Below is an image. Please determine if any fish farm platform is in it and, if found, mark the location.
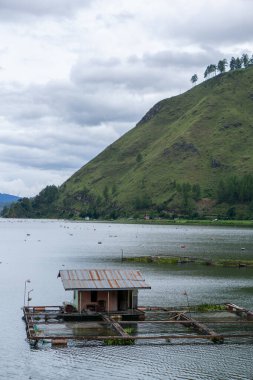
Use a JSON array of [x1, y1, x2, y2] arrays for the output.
[[22, 304, 253, 347]]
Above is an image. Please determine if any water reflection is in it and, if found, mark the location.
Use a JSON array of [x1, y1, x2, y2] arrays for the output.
[[0, 219, 253, 380]]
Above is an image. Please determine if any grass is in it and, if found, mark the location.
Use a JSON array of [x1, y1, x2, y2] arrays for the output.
[[192, 303, 226, 312], [103, 327, 135, 346], [103, 337, 135, 346], [125, 256, 180, 264], [124, 256, 253, 267]]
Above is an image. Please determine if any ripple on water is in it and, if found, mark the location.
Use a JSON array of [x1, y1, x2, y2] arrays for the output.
[[9, 343, 251, 380], [1, 220, 253, 380]]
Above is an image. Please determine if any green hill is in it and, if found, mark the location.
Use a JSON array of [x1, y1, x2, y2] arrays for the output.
[[4, 66, 253, 219]]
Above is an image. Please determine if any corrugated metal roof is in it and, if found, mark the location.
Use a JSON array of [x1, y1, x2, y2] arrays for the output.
[[58, 269, 151, 291]]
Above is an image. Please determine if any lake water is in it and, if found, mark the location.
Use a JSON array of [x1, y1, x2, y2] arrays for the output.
[[1, 219, 253, 379]]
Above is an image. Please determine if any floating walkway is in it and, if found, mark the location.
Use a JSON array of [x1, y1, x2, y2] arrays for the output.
[[23, 304, 253, 347], [102, 315, 131, 337], [226, 303, 253, 319], [169, 311, 224, 343]]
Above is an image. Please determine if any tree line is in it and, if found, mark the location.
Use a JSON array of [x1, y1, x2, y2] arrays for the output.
[[191, 53, 253, 84], [217, 174, 253, 204]]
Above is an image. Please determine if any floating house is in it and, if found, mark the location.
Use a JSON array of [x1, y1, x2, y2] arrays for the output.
[[57, 269, 151, 319], [23, 271, 245, 346]]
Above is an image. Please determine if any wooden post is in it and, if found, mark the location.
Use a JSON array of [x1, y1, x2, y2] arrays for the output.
[[107, 292, 110, 314], [79, 292, 81, 313]]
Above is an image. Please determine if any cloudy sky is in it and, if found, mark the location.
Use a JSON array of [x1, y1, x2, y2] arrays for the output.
[[0, 0, 252, 196]]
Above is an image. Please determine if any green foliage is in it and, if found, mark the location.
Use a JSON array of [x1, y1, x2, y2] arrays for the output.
[[123, 327, 135, 334], [126, 255, 253, 267], [192, 184, 201, 201], [103, 337, 135, 345], [103, 185, 109, 200], [227, 206, 236, 219], [134, 193, 152, 210], [34, 185, 59, 206], [136, 152, 143, 163], [174, 182, 201, 211], [125, 256, 179, 264], [190, 74, 198, 84], [104, 327, 135, 345], [235, 57, 242, 69], [193, 304, 226, 312], [217, 175, 253, 204], [1, 185, 59, 218], [111, 183, 117, 195], [242, 53, 249, 68], [2, 197, 32, 218], [204, 64, 217, 78], [217, 59, 228, 74], [230, 57, 236, 71], [204, 53, 252, 79]]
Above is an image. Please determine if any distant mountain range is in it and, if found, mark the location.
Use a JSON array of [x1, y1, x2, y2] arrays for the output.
[[3, 65, 253, 220], [0, 193, 20, 210]]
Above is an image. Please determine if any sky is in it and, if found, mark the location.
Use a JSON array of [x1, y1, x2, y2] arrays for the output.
[[0, 0, 253, 197]]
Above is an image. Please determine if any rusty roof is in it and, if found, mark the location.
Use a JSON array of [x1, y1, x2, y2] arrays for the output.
[[58, 269, 151, 291]]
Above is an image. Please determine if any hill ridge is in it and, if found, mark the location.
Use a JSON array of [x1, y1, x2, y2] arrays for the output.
[[3, 66, 253, 219]]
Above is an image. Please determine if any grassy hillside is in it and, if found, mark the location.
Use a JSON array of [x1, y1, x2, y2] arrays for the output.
[[4, 66, 253, 219]]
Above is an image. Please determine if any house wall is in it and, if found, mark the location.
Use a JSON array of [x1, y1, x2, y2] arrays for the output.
[[77, 290, 118, 312], [74, 290, 140, 312], [73, 290, 78, 309]]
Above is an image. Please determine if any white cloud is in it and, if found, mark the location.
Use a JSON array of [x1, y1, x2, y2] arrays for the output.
[[0, 0, 252, 196], [0, 0, 89, 18]]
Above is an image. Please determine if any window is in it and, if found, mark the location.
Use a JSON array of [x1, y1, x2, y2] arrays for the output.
[[91, 291, 97, 302]]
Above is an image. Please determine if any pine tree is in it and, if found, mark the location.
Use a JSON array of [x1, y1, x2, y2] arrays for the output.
[[241, 53, 249, 68], [235, 57, 242, 69], [190, 74, 198, 85], [217, 59, 228, 74], [230, 57, 236, 70]]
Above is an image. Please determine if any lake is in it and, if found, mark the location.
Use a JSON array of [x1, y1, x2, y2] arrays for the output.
[[1, 219, 253, 379]]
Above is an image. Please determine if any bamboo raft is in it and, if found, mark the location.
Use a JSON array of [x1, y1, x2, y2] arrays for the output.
[[23, 303, 253, 347]]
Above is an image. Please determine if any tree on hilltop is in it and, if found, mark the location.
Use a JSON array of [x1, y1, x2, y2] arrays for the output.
[[204, 66, 209, 79], [235, 57, 242, 69], [190, 74, 198, 85], [209, 64, 217, 76], [204, 64, 217, 79], [217, 59, 228, 74], [230, 57, 236, 70], [242, 53, 249, 68]]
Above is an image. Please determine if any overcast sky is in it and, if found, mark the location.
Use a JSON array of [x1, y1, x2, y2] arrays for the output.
[[0, 0, 252, 196]]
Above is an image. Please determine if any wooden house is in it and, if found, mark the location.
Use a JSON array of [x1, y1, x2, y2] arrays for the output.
[[58, 269, 151, 317]]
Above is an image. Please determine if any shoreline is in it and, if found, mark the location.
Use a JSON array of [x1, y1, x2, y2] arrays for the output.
[[2, 216, 253, 228], [97, 218, 253, 228]]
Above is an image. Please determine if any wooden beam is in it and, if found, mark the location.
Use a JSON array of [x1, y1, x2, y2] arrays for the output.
[[30, 333, 253, 341], [30, 319, 253, 325], [172, 312, 224, 342], [102, 315, 130, 337]]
